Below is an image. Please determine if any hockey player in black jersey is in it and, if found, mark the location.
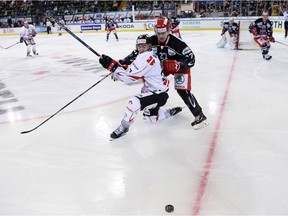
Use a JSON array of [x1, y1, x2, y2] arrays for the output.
[[217, 17, 239, 49], [249, 10, 275, 60], [119, 17, 208, 129], [105, 15, 119, 42]]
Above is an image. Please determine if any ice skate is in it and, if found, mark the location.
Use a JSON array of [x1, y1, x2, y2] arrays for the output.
[[27, 53, 33, 57], [191, 113, 208, 130], [263, 54, 272, 60], [169, 107, 183, 116], [110, 124, 129, 140], [33, 51, 39, 56]]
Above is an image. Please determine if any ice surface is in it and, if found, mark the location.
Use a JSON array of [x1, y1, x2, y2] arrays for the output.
[[1, 30, 288, 215]]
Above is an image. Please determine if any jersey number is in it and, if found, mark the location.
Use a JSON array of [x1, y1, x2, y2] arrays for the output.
[[146, 56, 155, 66], [158, 52, 167, 61]]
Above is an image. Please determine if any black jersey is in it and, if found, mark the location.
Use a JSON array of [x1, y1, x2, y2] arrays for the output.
[[118, 49, 139, 65], [105, 19, 118, 29], [221, 22, 239, 35], [250, 18, 273, 37], [119, 34, 195, 71], [150, 34, 195, 70]]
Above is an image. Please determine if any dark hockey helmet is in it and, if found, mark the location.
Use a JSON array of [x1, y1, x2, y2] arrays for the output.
[[136, 34, 151, 45], [136, 34, 152, 53], [154, 17, 170, 33]]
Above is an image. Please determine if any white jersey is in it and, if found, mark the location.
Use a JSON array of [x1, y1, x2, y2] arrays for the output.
[[20, 25, 36, 39], [113, 50, 169, 94], [56, 19, 65, 31], [56, 19, 65, 26], [284, 11, 288, 22], [46, 20, 52, 27]]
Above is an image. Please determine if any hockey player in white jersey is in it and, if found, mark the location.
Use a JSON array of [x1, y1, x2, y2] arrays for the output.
[[99, 34, 182, 139], [168, 12, 181, 38], [217, 18, 239, 49], [19, 20, 38, 57], [56, 17, 65, 36]]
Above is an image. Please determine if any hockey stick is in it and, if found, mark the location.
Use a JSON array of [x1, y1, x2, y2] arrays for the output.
[[5, 41, 20, 49], [275, 41, 288, 47], [60, 23, 100, 57], [20, 72, 111, 134]]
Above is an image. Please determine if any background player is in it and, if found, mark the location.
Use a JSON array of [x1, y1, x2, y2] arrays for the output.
[[167, 11, 181, 38], [119, 17, 208, 130], [280, 5, 288, 38], [217, 17, 239, 49], [105, 15, 119, 42], [19, 20, 38, 57], [56, 17, 65, 36], [249, 10, 275, 60], [99, 34, 182, 139]]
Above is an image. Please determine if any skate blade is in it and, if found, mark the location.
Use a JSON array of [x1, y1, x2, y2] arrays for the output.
[[192, 121, 209, 130], [109, 132, 128, 141]]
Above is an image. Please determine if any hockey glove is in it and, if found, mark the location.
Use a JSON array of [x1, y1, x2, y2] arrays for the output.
[[269, 36, 275, 43], [163, 60, 180, 76], [20, 37, 24, 43], [99, 54, 118, 72]]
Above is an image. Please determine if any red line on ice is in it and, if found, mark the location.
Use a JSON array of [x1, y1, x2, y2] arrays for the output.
[[192, 53, 237, 215]]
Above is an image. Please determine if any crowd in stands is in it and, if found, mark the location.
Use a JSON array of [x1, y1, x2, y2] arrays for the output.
[[0, 0, 287, 28], [194, 0, 288, 18]]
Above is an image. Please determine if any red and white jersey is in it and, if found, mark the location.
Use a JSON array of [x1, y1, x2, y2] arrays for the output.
[[20, 25, 36, 39], [170, 27, 181, 38], [114, 50, 169, 94], [169, 16, 181, 38]]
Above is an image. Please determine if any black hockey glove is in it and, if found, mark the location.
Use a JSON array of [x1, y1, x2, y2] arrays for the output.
[[118, 49, 138, 65], [20, 37, 24, 43], [99, 54, 118, 72]]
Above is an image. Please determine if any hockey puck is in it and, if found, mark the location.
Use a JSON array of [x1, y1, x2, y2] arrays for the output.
[[165, 204, 174, 213]]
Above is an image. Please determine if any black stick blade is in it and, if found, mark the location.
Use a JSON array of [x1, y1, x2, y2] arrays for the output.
[[20, 129, 34, 134]]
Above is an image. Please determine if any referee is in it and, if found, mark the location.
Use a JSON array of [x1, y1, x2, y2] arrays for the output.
[[281, 5, 288, 38]]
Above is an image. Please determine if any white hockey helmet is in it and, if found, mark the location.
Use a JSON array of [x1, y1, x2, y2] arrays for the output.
[[229, 17, 234, 23]]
